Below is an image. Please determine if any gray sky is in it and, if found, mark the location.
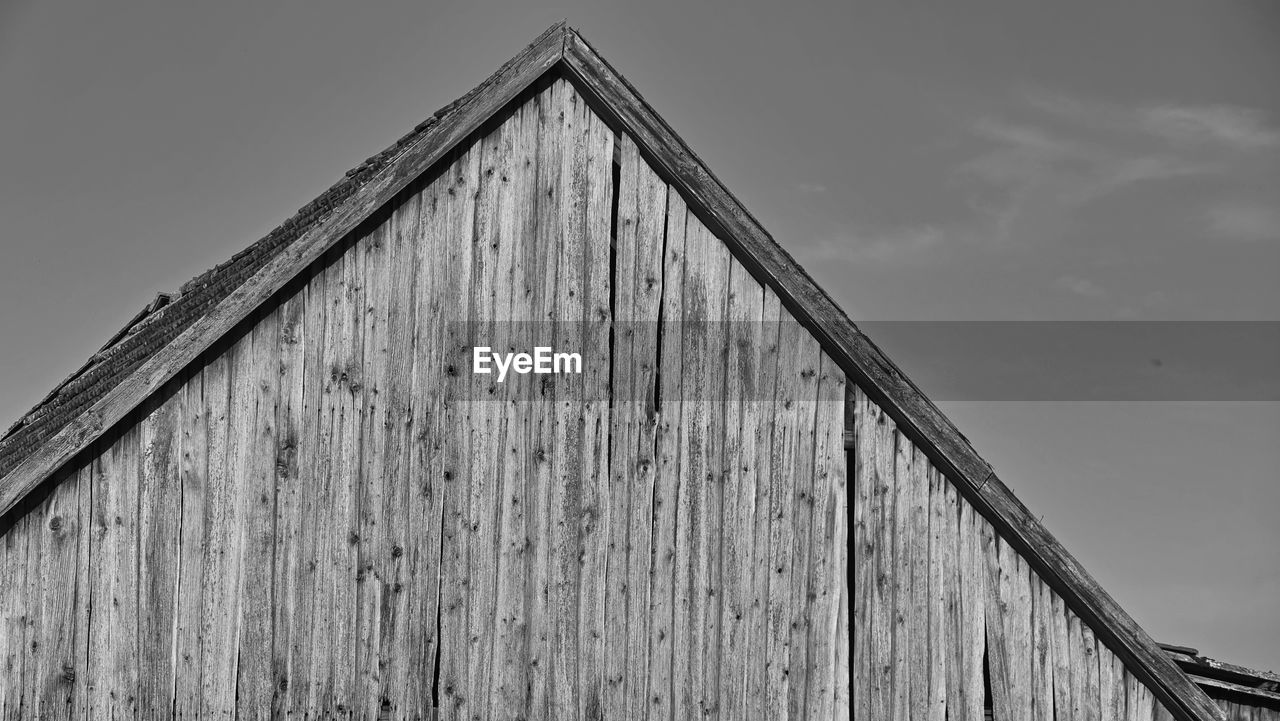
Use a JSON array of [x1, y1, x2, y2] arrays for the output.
[[1, 0, 1277, 668]]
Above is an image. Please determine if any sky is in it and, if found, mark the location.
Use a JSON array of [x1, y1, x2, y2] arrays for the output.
[[1, 0, 1277, 669]]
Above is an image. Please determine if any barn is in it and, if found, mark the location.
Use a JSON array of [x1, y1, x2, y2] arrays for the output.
[[0, 22, 1253, 721]]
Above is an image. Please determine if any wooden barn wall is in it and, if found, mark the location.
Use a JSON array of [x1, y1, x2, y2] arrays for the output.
[[0, 78, 849, 720], [1216, 699, 1280, 721], [849, 383, 1178, 721]]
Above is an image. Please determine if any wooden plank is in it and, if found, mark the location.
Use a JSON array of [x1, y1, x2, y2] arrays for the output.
[[137, 387, 183, 717], [626, 126, 667, 721], [433, 141, 480, 717], [354, 214, 391, 718], [396, 164, 443, 717], [1083, 624, 1103, 721], [238, 310, 281, 719], [376, 170, 425, 718], [1100, 636, 1118, 720], [302, 253, 343, 713], [461, 108, 514, 721], [173, 372, 208, 719], [18, 482, 41, 715], [926, 465, 949, 721], [490, 92, 539, 718], [576, 109, 614, 721], [717, 244, 762, 718], [803, 354, 845, 720], [271, 289, 307, 718], [956, 494, 986, 721], [1031, 577, 1056, 721], [907, 443, 930, 721], [526, 79, 567, 720], [847, 386, 870, 719], [941, 467, 964, 720], [488, 88, 540, 719], [289, 262, 329, 716], [888, 428, 913, 719], [601, 127, 639, 719], [561, 30, 1224, 721], [1, 513, 26, 720], [997, 538, 1033, 719], [547, 81, 592, 721], [201, 325, 250, 719], [865, 395, 895, 720], [672, 202, 705, 721], [743, 290, 782, 720], [1070, 612, 1087, 718], [662, 193, 698, 721], [88, 428, 141, 718], [785, 331, 822, 720], [983, 520, 1012, 720], [329, 209, 367, 716], [32, 467, 84, 720], [1053, 592, 1074, 719], [702, 223, 733, 720], [763, 314, 804, 721]]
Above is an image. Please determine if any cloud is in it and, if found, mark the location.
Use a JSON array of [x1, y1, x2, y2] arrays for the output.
[[1055, 275, 1107, 298], [956, 117, 1218, 246], [801, 224, 945, 265], [1023, 89, 1280, 152], [1205, 203, 1280, 241], [1139, 105, 1280, 151]]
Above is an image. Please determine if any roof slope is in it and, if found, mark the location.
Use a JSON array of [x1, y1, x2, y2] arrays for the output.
[[0, 22, 565, 482], [0, 22, 1224, 721]]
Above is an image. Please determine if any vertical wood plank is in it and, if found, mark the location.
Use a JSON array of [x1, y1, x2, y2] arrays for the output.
[[1031, 577, 1056, 721], [239, 310, 281, 719], [435, 144, 480, 718], [576, 108, 614, 721], [717, 253, 762, 718], [272, 289, 307, 718], [803, 354, 844, 720], [926, 466, 948, 721], [1082, 624, 1102, 721], [293, 261, 331, 716], [378, 176, 426, 718], [548, 80, 592, 721], [1, 514, 27, 720], [743, 290, 782, 720], [850, 386, 872, 721], [957, 493, 987, 721], [88, 429, 141, 719], [907, 444, 930, 721], [1051, 589, 1073, 719], [173, 373, 207, 719], [889, 428, 914, 720], [784, 331, 821, 720], [486, 92, 538, 719], [137, 388, 183, 717], [867, 397, 895, 720], [461, 107, 514, 721], [355, 215, 391, 718]]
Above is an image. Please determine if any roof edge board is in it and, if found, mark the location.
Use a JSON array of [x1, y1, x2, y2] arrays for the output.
[[559, 26, 1223, 721], [0, 21, 569, 517]]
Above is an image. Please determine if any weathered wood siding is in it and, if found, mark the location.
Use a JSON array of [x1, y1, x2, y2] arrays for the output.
[[1216, 700, 1280, 721], [0, 78, 848, 720], [849, 383, 1179, 721]]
